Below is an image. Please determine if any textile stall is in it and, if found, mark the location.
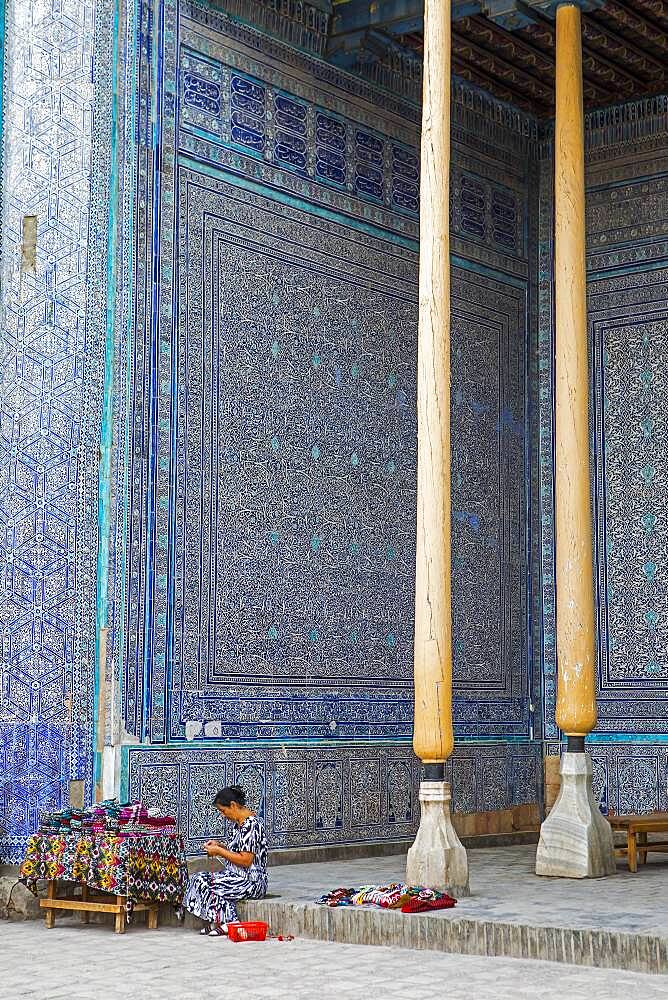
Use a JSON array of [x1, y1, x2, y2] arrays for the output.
[[19, 801, 189, 933]]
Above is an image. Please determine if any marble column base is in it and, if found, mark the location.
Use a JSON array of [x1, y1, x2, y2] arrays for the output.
[[406, 780, 470, 896], [535, 752, 615, 879]]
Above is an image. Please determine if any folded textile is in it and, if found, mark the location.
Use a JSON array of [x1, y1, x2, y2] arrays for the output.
[[401, 895, 457, 913], [351, 884, 412, 909], [316, 883, 457, 910], [316, 887, 358, 907], [36, 800, 177, 837]]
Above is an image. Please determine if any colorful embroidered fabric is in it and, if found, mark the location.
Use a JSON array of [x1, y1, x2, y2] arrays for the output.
[[19, 832, 188, 904], [401, 895, 457, 913], [351, 884, 412, 909], [38, 801, 177, 838], [316, 883, 457, 911]]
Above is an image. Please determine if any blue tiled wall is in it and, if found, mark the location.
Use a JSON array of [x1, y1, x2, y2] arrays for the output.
[[3, 0, 663, 861], [109, 0, 540, 852]]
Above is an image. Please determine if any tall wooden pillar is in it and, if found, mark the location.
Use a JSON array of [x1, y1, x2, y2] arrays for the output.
[[536, 4, 615, 878], [553, 2, 596, 744], [405, 0, 469, 896]]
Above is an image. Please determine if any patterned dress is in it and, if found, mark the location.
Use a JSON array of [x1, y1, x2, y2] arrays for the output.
[[182, 815, 268, 925]]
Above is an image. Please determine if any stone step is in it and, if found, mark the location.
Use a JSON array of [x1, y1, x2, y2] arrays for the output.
[[233, 896, 668, 975]]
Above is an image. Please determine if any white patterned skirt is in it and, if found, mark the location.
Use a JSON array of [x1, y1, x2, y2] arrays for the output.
[[183, 867, 268, 925]]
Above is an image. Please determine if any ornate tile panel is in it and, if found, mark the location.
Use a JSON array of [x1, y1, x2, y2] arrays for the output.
[[124, 741, 542, 855], [545, 741, 668, 817], [0, 0, 116, 860], [590, 269, 668, 728], [123, 158, 531, 743]]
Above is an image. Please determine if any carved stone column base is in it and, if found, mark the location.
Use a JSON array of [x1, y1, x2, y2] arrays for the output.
[[536, 752, 615, 879], [406, 780, 470, 896]]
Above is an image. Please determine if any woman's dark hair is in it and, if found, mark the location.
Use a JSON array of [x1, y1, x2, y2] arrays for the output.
[[213, 785, 246, 808]]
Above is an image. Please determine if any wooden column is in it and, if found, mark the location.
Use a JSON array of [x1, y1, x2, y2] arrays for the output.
[[553, 3, 597, 744], [407, 0, 468, 893], [413, 0, 453, 772], [535, 3, 615, 878]]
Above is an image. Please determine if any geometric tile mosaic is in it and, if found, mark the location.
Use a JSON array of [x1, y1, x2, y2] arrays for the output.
[[0, 0, 115, 860]]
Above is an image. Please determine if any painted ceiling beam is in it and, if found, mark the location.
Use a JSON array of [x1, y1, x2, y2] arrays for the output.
[[583, 11, 666, 76], [516, 0, 649, 89], [606, 0, 668, 54], [330, 1, 482, 39], [330, 0, 604, 41], [463, 13, 611, 104], [451, 54, 546, 110], [451, 28, 554, 98]]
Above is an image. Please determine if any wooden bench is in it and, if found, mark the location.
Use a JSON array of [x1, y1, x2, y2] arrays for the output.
[[40, 880, 160, 934], [608, 812, 668, 873]]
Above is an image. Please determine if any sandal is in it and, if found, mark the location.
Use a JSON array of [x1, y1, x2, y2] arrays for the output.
[[207, 924, 228, 937], [199, 924, 211, 935]]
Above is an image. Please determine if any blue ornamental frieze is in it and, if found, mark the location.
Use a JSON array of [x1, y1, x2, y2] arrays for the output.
[[183, 72, 222, 117], [230, 74, 266, 151], [391, 146, 419, 214], [274, 94, 308, 171], [315, 112, 347, 185], [178, 51, 421, 223], [451, 168, 523, 259]]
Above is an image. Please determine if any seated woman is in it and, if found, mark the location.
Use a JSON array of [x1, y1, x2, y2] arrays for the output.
[[182, 785, 268, 936]]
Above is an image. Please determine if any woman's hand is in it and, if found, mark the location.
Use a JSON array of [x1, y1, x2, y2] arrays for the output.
[[203, 840, 222, 856]]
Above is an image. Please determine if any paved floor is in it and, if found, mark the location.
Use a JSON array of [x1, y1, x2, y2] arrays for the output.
[[2, 921, 667, 1000], [267, 844, 668, 935]]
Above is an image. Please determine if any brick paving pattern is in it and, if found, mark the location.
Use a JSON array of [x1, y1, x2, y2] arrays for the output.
[[2, 921, 667, 1000]]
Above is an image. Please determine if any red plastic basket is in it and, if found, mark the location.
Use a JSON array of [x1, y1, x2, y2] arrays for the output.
[[227, 921, 269, 942]]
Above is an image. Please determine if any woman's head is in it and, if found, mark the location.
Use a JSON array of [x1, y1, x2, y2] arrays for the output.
[[213, 785, 247, 822]]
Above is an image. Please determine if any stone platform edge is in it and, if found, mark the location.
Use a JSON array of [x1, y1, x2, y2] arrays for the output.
[[234, 897, 668, 975]]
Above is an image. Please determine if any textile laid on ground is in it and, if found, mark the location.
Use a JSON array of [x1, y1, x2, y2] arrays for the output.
[[182, 815, 269, 926], [19, 801, 188, 912], [316, 884, 457, 913], [400, 894, 457, 913]]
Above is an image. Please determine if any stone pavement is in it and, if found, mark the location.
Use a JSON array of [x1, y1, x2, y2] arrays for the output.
[[2, 920, 667, 1000]]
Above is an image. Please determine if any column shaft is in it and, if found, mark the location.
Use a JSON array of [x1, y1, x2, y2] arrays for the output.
[[413, 0, 453, 767], [553, 3, 597, 738], [535, 4, 615, 878], [407, 0, 468, 895]]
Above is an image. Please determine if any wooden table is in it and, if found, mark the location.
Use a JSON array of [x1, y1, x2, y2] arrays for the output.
[[41, 880, 160, 934], [608, 812, 668, 873]]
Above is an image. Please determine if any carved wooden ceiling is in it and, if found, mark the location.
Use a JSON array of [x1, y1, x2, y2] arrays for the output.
[[329, 1, 668, 116]]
